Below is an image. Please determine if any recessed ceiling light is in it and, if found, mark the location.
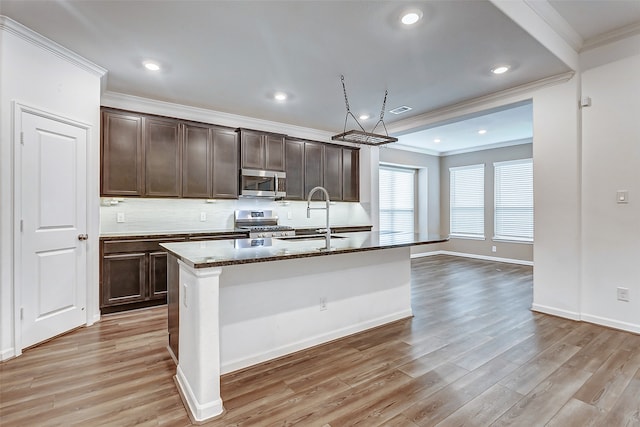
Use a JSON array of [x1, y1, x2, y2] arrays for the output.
[[491, 65, 510, 74], [434, 138, 441, 143], [478, 129, 487, 135], [401, 11, 422, 25], [143, 61, 161, 71], [274, 92, 287, 101], [359, 114, 370, 120]]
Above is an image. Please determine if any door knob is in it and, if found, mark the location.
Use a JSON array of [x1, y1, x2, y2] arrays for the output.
[[78, 234, 88, 241]]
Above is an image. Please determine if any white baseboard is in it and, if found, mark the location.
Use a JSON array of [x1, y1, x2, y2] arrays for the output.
[[580, 313, 640, 335], [175, 366, 224, 423], [410, 251, 441, 259], [411, 250, 533, 266], [220, 309, 413, 374], [0, 347, 16, 361], [531, 303, 581, 321]]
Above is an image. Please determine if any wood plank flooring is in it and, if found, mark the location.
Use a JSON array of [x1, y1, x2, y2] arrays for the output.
[[2, 255, 639, 426]]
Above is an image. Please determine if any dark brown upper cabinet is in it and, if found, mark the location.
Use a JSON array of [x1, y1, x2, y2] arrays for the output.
[[323, 144, 343, 201], [144, 117, 181, 197], [211, 127, 239, 199], [342, 147, 360, 202], [304, 141, 324, 201], [284, 139, 305, 200], [238, 129, 285, 171], [285, 138, 360, 202], [182, 123, 238, 199], [182, 123, 212, 198], [101, 110, 144, 196]]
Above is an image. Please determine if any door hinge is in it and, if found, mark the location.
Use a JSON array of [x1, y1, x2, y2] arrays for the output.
[[20, 220, 23, 232], [20, 307, 24, 320], [20, 131, 24, 145]]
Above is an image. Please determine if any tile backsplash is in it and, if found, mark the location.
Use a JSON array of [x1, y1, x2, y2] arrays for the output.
[[100, 197, 371, 235]]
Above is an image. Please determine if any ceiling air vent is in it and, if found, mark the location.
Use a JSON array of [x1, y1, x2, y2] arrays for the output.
[[389, 105, 412, 115]]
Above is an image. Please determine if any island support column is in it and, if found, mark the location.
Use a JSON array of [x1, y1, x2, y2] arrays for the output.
[[174, 260, 224, 422]]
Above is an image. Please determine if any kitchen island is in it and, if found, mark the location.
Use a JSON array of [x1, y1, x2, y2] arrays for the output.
[[161, 231, 446, 422]]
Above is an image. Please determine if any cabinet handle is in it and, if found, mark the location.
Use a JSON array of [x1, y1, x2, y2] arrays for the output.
[[78, 234, 89, 241]]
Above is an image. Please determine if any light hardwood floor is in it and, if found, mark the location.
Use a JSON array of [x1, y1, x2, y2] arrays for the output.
[[1, 255, 639, 426]]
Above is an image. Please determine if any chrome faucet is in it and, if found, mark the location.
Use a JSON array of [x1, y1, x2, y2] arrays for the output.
[[307, 186, 331, 250]]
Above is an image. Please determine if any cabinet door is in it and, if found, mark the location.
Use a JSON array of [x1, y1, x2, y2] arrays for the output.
[[149, 251, 168, 299], [240, 130, 264, 169], [284, 139, 305, 200], [101, 253, 146, 307], [323, 145, 343, 201], [144, 117, 181, 197], [265, 135, 285, 171], [342, 148, 360, 202], [212, 128, 239, 198], [101, 110, 143, 196], [182, 123, 211, 198], [304, 141, 324, 200]]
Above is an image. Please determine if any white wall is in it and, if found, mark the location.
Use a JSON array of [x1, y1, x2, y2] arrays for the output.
[[530, 76, 582, 319], [0, 17, 104, 359], [580, 52, 640, 333]]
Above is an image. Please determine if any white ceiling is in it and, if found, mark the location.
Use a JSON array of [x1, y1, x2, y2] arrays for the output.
[[2, 0, 639, 154], [396, 101, 533, 155]]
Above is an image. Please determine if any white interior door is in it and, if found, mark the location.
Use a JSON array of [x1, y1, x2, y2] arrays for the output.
[[20, 111, 88, 349]]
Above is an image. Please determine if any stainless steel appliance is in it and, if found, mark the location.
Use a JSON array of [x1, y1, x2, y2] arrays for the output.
[[240, 169, 286, 198], [235, 209, 295, 238]]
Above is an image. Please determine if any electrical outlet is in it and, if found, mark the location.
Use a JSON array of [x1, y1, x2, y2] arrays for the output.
[[617, 287, 630, 302], [320, 297, 327, 311], [287, 211, 293, 220], [491, 245, 497, 253], [200, 212, 207, 221], [116, 212, 125, 223], [183, 284, 188, 307]]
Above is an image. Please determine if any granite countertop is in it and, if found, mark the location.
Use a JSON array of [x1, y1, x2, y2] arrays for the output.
[[99, 229, 246, 240], [99, 225, 372, 240], [161, 231, 448, 268]]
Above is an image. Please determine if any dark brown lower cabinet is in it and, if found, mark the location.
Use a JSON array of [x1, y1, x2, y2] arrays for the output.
[[101, 233, 247, 315], [100, 237, 184, 314]]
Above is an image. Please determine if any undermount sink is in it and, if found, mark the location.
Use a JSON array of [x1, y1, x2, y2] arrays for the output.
[[274, 234, 346, 241]]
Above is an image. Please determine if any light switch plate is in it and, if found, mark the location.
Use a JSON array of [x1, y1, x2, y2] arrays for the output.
[[616, 190, 629, 204]]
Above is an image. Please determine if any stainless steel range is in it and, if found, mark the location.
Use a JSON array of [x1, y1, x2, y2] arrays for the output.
[[234, 209, 295, 238]]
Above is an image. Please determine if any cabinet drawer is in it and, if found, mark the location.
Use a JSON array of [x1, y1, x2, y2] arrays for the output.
[[102, 237, 185, 254]]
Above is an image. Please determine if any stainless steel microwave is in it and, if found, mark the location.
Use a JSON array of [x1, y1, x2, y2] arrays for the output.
[[240, 169, 286, 198]]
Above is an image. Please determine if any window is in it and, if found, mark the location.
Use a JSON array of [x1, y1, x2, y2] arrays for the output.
[[450, 164, 484, 238], [379, 166, 415, 233], [494, 159, 533, 241]]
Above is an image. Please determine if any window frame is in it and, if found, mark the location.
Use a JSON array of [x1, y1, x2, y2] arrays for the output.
[[493, 158, 534, 243], [378, 164, 417, 233], [449, 163, 485, 240]]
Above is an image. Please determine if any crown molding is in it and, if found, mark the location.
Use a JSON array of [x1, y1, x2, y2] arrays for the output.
[[438, 138, 533, 157], [101, 91, 342, 144], [387, 71, 574, 136], [382, 143, 441, 157], [581, 21, 640, 52], [388, 138, 532, 157], [523, 0, 583, 51], [0, 15, 106, 77]]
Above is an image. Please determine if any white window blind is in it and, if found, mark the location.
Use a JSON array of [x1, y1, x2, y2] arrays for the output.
[[379, 166, 415, 233], [450, 164, 484, 238], [494, 159, 533, 241]]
